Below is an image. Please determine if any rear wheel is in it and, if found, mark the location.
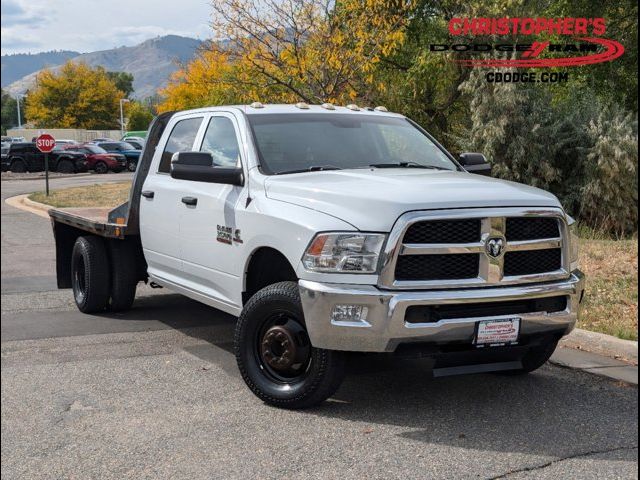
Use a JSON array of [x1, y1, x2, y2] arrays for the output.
[[10, 159, 26, 173], [235, 281, 345, 409], [127, 160, 137, 172], [107, 240, 138, 311], [57, 159, 74, 173], [94, 161, 108, 174], [71, 236, 111, 313]]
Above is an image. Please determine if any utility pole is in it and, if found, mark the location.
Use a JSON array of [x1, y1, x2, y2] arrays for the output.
[[120, 98, 130, 137], [16, 94, 24, 128]]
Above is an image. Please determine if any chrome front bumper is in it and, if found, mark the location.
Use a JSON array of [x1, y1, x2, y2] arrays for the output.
[[299, 271, 585, 352]]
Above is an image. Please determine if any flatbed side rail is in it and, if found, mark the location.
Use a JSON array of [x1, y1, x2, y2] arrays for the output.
[[49, 208, 126, 238]]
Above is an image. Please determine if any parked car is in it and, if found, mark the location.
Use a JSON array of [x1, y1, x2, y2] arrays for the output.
[[55, 139, 78, 146], [95, 141, 141, 172], [6, 143, 89, 173], [48, 105, 585, 409], [63, 144, 127, 173], [90, 137, 113, 143], [1, 144, 10, 171], [123, 139, 144, 150]]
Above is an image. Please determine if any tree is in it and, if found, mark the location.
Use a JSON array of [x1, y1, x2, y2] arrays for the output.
[[1, 90, 18, 135], [25, 62, 124, 129], [107, 71, 135, 98], [159, 0, 411, 111], [580, 104, 638, 236], [126, 101, 154, 130]]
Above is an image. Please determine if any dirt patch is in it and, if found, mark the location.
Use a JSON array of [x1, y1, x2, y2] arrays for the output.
[[28, 182, 131, 208]]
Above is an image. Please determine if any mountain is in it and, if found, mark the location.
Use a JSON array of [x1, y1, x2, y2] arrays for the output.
[[1, 50, 80, 87], [3, 35, 203, 99]]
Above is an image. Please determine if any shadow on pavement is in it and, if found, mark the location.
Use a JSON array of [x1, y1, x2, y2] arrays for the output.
[[95, 290, 638, 460]]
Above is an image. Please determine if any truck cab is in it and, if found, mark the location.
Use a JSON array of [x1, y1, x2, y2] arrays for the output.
[[49, 104, 585, 408]]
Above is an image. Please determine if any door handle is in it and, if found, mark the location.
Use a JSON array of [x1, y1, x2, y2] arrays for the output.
[[181, 196, 198, 206], [141, 190, 154, 199]]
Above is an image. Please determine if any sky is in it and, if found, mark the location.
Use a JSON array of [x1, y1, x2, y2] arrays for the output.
[[1, 0, 212, 55]]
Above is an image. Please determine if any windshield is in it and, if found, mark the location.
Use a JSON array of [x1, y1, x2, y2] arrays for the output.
[[248, 113, 457, 174], [85, 145, 107, 154]]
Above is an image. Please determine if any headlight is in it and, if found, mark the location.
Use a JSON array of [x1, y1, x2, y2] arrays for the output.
[[567, 215, 579, 270], [302, 233, 386, 273]]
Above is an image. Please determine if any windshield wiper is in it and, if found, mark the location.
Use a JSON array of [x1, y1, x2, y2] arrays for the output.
[[276, 165, 343, 175], [369, 162, 450, 170]]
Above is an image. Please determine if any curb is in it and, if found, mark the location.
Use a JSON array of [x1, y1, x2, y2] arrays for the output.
[[551, 346, 638, 385], [1, 173, 93, 181], [5, 194, 51, 219], [560, 328, 638, 365]]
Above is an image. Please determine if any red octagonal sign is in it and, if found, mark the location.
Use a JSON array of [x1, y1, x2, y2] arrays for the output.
[[36, 134, 56, 153]]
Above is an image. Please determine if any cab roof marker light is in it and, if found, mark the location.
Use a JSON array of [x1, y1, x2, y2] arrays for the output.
[[345, 104, 360, 111], [249, 102, 264, 109], [321, 103, 335, 110], [295, 102, 310, 109], [374, 106, 388, 112]]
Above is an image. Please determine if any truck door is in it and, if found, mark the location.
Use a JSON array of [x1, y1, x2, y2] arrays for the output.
[[177, 113, 246, 309], [139, 115, 204, 283]]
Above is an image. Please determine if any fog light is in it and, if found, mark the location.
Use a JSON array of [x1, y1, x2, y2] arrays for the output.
[[330, 304, 369, 326]]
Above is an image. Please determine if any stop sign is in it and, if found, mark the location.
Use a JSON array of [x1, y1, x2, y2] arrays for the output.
[[36, 134, 56, 153]]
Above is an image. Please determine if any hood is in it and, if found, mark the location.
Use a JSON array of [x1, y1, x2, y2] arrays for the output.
[[264, 169, 562, 231]]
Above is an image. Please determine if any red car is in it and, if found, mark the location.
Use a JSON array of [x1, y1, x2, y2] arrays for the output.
[[63, 144, 127, 173]]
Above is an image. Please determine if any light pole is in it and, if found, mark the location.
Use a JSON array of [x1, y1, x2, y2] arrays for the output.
[[119, 98, 130, 137], [16, 94, 26, 128]]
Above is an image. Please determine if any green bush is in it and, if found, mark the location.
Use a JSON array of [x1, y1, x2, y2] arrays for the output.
[[456, 69, 638, 237]]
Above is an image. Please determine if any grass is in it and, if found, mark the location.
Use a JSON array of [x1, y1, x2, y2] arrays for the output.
[[29, 182, 131, 208], [578, 238, 638, 340], [28, 182, 638, 340]]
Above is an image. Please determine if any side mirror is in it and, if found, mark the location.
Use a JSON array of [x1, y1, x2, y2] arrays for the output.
[[458, 152, 492, 176], [170, 151, 243, 186]]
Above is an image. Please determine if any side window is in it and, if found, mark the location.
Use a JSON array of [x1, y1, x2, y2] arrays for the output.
[[158, 117, 203, 173], [200, 116, 241, 167]]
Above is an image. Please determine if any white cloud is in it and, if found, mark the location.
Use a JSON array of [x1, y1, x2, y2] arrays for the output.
[[1, 0, 211, 54]]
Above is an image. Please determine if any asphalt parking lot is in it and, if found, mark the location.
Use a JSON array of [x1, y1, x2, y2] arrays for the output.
[[1, 175, 638, 480]]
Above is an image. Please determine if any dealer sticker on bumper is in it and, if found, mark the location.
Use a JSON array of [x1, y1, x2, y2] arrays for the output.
[[475, 317, 521, 347]]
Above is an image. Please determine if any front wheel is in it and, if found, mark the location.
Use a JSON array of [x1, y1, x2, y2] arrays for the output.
[[235, 281, 345, 409], [500, 339, 559, 375], [127, 160, 137, 172]]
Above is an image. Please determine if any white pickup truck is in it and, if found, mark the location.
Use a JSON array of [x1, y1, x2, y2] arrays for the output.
[[49, 103, 585, 408]]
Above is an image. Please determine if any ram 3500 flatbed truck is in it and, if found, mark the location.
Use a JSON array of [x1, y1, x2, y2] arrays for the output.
[[49, 104, 585, 408]]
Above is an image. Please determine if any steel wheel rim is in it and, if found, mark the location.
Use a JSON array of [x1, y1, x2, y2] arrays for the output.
[[255, 312, 312, 383]]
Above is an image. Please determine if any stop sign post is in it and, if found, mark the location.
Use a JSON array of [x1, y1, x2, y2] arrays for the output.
[[36, 134, 55, 196]]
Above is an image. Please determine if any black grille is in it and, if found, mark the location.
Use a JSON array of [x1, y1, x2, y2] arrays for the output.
[[405, 296, 567, 323], [403, 219, 481, 244], [506, 217, 559, 241], [395, 254, 479, 281], [504, 249, 562, 276]]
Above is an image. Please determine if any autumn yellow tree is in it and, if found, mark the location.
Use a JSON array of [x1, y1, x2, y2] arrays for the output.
[[159, 0, 411, 111], [25, 62, 125, 129]]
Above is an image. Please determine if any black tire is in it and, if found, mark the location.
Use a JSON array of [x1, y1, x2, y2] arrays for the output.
[[127, 160, 137, 172], [235, 281, 345, 409], [502, 339, 559, 375], [71, 236, 111, 313], [107, 240, 138, 311], [57, 159, 74, 173], [94, 161, 108, 174], [10, 159, 26, 173]]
